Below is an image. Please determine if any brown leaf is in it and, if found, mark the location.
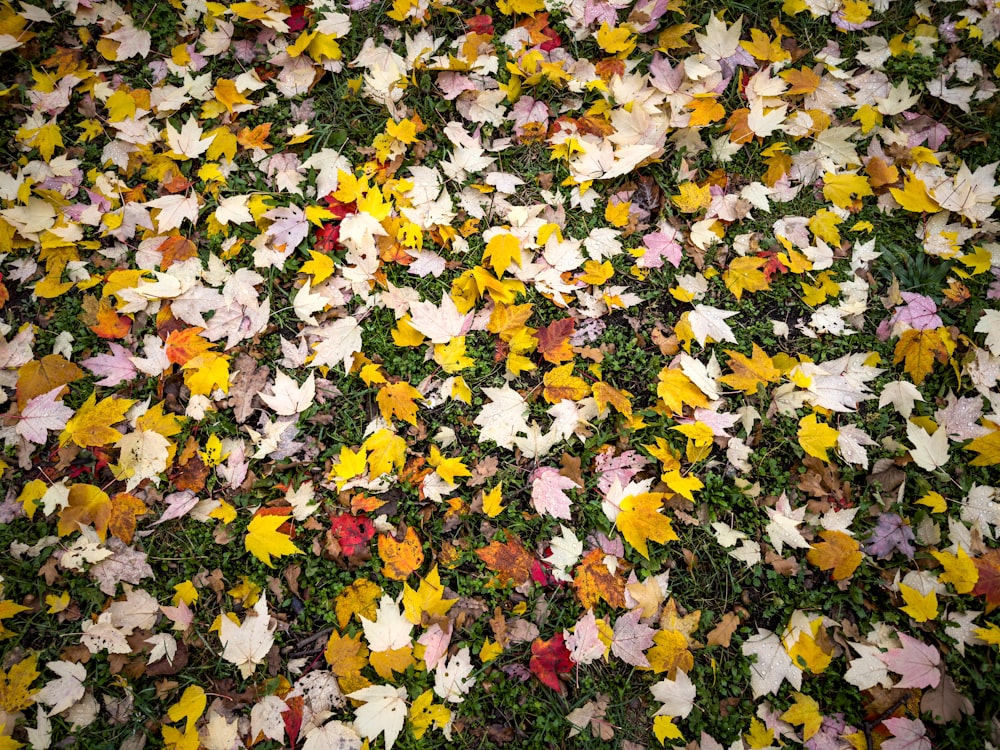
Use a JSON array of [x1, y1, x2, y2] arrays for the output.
[[706, 612, 740, 648], [574, 549, 626, 609], [229, 354, 270, 424], [536, 318, 576, 364]]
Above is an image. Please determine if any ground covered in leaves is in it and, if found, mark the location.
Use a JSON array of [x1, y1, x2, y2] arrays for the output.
[[2, 0, 1000, 747]]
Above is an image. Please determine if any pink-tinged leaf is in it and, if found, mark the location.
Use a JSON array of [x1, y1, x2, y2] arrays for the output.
[[640, 229, 683, 269], [892, 293, 943, 331], [530, 467, 576, 520], [146, 490, 200, 529], [610, 609, 655, 667], [566, 609, 606, 665], [882, 717, 931, 750], [263, 205, 309, 252], [865, 513, 916, 560], [595, 450, 649, 497], [878, 633, 941, 689], [437, 72, 477, 100], [17, 387, 74, 444], [160, 599, 195, 630], [418, 624, 451, 670], [82, 343, 138, 386]]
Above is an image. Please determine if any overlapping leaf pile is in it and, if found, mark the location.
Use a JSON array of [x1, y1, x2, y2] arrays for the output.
[[1, 0, 1000, 747]]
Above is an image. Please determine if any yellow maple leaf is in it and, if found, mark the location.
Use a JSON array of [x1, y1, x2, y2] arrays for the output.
[[592, 381, 632, 419], [787, 631, 832, 674], [646, 628, 693, 676], [780, 693, 823, 741], [797, 414, 839, 461], [542, 363, 591, 403], [378, 527, 424, 580], [481, 484, 505, 518], [427, 445, 471, 485], [331, 445, 367, 488], [931, 546, 979, 594], [671, 182, 711, 213], [616, 492, 677, 559], [433, 337, 474, 374], [0, 653, 39, 713], [213, 79, 250, 113], [720, 344, 781, 393], [723, 257, 770, 300], [363, 429, 407, 478], [403, 565, 456, 624], [655, 367, 709, 413], [244, 514, 303, 568], [167, 685, 206, 734], [483, 232, 522, 277], [653, 715, 683, 743], [808, 209, 842, 246], [744, 717, 775, 750], [596, 22, 636, 56], [59, 393, 136, 448], [334, 579, 382, 629], [409, 689, 452, 740], [893, 328, 953, 385], [58, 483, 111, 539], [899, 582, 937, 622], [965, 428, 1000, 466], [376, 381, 424, 425], [604, 200, 631, 227], [822, 172, 873, 209], [890, 174, 941, 213]]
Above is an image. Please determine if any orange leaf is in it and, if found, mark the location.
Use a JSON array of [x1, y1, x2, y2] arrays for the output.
[[378, 526, 425, 580], [165, 327, 214, 366], [157, 236, 199, 268], [89, 298, 132, 339], [806, 530, 862, 580], [237, 122, 272, 150], [16, 354, 84, 410], [58, 483, 111, 539], [573, 548, 626, 609], [536, 318, 575, 364], [107, 492, 148, 544], [719, 344, 781, 393], [592, 381, 632, 419], [687, 97, 725, 127], [476, 536, 536, 587], [780, 67, 821, 95]]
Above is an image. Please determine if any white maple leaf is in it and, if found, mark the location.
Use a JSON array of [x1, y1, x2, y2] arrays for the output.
[[545, 525, 583, 582], [434, 647, 475, 703], [145, 633, 178, 666], [360, 595, 413, 652], [146, 194, 199, 232], [844, 642, 892, 690], [16, 386, 73, 444], [250, 696, 287, 744], [214, 195, 254, 225], [103, 22, 151, 60], [347, 684, 408, 750], [219, 593, 276, 679], [906, 422, 949, 471], [293, 279, 328, 326], [975, 310, 1000, 355], [651, 669, 696, 719], [566, 609, 607, 665], [301, 720, 362, 750], [930, 162, 1000, 223], [741, 628, 802, 698], [879, 380, 924, 418], [474, 385, 530, 450], [695, 14, 743, 60], [165, 117, 216, 159], [285, 480, 319, 521], [259, 370, 316, 416], [114, 429, 170, 491], [876, 79, 920, 115], [765, 493, 810, 554], [35, 661, 87, 715], [309, 316, 364, 372], [408, 294, 471, 344], [747, 99, 788, 138], [201, 710, 241, 750], [687, 305, 738, 347]]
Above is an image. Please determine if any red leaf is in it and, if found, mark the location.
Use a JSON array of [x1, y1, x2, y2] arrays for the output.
[[328, 513, 375, 557], [529, 633, 573, 692], [282, 693, 304, 749], [974, 549, 1000, 612]]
